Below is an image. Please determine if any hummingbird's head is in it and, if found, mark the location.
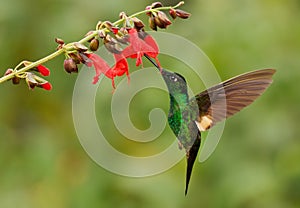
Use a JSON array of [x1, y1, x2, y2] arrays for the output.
[[161, 69, 188, 95]]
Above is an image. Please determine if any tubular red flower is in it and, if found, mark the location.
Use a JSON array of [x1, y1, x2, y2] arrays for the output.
[[111, 54, 129, 77], [104, 53, 129, 88], [41, 82, 52, 90], [122, 28, 159, 67], [25, 72, 52, 90], [86, 53, 110, 84], [86, 53, 129, 88], [143, 34, 161, 68], [111, 27, 119, 34], [37, 65, 50, 76]]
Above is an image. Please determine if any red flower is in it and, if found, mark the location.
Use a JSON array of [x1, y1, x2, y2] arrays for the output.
[[143, 34, 161, 68], [111, 27, 119, 34], [87, 53, 129, 88], [25, 72, 52, 91], [107, 53, 130, 88], [86, 53, 110, 84], [41, 82, 52, 90], [86, 29, 160, 89], [111, 53, 129, 77], [37, 65, 50, 76], [122, 28, 159, 67]]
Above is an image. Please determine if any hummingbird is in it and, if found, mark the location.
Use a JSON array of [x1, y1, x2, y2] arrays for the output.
[[145, 54, 276, 195]]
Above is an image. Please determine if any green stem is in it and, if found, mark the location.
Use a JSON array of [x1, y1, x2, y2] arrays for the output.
[[0, 1, 184, 84]]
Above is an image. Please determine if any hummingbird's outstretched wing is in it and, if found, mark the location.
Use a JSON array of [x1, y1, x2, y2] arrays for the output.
[[191, 69, 276, 131]]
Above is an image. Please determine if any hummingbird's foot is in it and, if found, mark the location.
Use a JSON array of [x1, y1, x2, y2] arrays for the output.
[[177, 141, 184, 150]]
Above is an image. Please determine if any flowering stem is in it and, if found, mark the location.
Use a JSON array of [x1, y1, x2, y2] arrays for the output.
[[0, 1, 185, 84], [0, 50, 64, 83]]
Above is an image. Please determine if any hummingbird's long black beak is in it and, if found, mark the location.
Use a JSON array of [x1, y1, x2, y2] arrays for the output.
[[144, 54, 162, 71]]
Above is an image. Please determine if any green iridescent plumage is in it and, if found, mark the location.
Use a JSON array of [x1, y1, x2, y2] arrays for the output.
[[145, 55, 276, 195], [161, 69, 201, 195]]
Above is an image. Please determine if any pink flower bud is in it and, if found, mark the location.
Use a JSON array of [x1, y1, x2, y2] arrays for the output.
[[4, 68, 13, 76]]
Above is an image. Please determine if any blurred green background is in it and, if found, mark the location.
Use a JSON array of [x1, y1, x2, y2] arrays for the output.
[[1, 0, 300, 207]]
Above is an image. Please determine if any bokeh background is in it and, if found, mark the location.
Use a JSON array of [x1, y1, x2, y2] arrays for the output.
[[0, 0, 299, 207]]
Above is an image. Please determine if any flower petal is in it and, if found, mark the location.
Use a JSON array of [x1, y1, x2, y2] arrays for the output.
[[112, 54, 129, 76], [122, 29, 160, 67], [105, 54, 130, 88], [37, 65, 50, 76], [86, 53, 110, 84], [143, 34, 159, 57], [41, 82, 52, 90]]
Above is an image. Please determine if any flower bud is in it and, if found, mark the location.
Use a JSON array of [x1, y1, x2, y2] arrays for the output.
[[78, 53, 93, 67], [12, 76, 20, 85], [119, 12, 127, 19], [36, 65, 50, 76], [137, 30, 147, 40], [111, 27, 119, 35], [169, 8, 177, 19], [132, 17, 145, 31], [106, 35, 118, 44], [89, 38, 99, 51], [175, 9, 191, 19], [24, 72, 52, 90], [96, 21, 103, 30], [69, 53, 81, 64], [149, 16, 157, 31], [119, 27, 128, 35], [104, 41, 122, 54], [103, 21, 113, 30], [25, 72, 38, 90], [115, 34, 129, 44], [73, 42, 88, 52], [64, 58, 78, 73], [55, 38, 65, 45], [98, 30, 106, 39], [55, 38, 65, 50], [154, 16, 163, 28], [156, 11, 172, 28], [4, 68, 13, 76], [151, 2, 163, 8], [40, 82, 52, 90], [145, 6, 152, 17]]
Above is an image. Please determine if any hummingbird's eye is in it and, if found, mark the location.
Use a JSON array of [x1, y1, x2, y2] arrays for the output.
[[170, 76, 178, 82]]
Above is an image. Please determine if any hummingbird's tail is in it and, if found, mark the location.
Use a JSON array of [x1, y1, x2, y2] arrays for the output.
[[185, 134, 201, 195]]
